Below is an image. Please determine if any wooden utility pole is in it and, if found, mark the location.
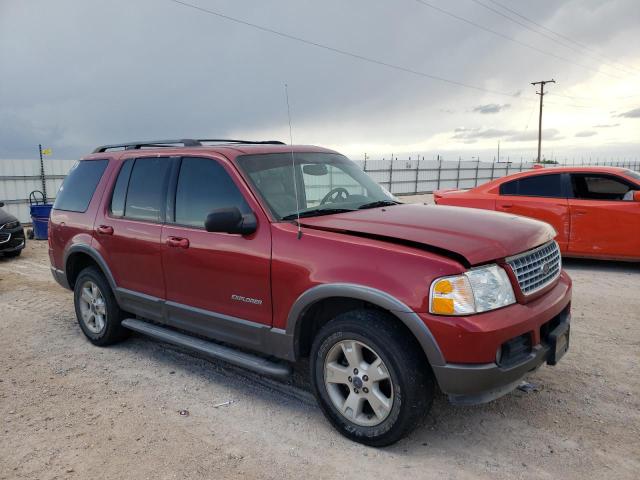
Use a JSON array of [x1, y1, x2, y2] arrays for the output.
[[531, 79, 555, 162]]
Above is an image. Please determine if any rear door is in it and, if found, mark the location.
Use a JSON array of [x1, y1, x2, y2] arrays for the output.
[[93, 156, 173, 310], [567, 173, 640, 259], [160, 156, 272, 341], [496, 173, 570, 251]]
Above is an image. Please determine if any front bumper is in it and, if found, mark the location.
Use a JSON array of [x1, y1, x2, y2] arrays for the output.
[[426, 271, 572, 405], [433, 308, 570, 405], [0, 227, 26, 254]]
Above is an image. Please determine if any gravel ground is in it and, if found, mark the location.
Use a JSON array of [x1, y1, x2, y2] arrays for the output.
[[1, 215, 639, 479]]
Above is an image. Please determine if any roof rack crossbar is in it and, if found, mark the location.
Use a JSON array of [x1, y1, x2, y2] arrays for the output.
[[93, 138, 285, 153]]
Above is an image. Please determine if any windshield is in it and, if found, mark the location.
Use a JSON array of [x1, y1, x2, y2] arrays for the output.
[[236, 152, 398, 220], [622, 168, 640, 183]]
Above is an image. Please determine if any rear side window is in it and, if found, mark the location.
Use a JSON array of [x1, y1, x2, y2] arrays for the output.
[[54, 160, 108, 212], [124, 158, 171, 222], [571, 174, 632, 201], [500, 174, 563, 198], [174, 157, 250, 227], [109, 159, 134, 216]]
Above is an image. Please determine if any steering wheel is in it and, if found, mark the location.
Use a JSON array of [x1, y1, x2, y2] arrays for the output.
[[321, 187, 350, 205]]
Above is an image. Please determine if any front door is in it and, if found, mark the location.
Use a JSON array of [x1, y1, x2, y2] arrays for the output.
[[568, 173, 640, 259], [160, 156, 272, 344], [496, 173, 570, 251]]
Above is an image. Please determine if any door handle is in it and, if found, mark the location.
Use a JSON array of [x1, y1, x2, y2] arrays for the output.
[[166, 236, 189, 249], [574, 209, 588, 215], [96, 225, 114, 235], [502, 204, 513, 209]]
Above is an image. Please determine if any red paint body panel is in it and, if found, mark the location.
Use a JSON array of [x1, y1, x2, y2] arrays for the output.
[[270, 222, 466, 330], [435, 166, 640, 261], [299, 203, 555, 266]]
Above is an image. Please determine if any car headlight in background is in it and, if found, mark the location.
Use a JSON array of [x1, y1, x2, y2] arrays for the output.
[[429, 264, 516, 315], [1, 221, 20, 230]]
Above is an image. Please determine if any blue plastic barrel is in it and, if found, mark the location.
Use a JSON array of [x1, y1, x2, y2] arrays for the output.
[[29, 190, 53, 240], [31, 204, 52, 239]]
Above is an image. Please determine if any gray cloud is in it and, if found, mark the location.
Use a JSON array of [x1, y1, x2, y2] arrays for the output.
[[0, 0, 638, 159], [593, 123, 620, 128], [453, 127, 562, 143], [617, 107, 640, 118], [575, 130, 598, 137], [472, 104, 510, 114]]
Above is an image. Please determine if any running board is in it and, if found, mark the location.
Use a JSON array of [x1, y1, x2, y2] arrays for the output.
[[121, 318, 292, 378]]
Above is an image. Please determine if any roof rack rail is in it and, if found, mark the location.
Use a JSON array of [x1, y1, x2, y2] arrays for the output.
[[92, 138, 286, 153]]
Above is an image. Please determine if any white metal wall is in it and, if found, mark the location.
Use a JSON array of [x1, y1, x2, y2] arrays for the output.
[[0, 159, 76, 223]]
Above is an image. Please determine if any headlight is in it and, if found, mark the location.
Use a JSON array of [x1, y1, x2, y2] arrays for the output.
[[429, 264, 515, 315], [1, 221, 20, 230]]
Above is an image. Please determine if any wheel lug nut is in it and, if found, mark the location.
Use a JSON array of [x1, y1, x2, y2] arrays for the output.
[[354, 388, 359, 394], [362, 375, 368, 382], [348, 376, 352, 382], [353, 368, 358, 374], [363, 387, 369, 393]]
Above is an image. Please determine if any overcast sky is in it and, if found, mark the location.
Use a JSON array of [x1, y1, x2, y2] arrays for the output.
[[1, 0, 639, 162]]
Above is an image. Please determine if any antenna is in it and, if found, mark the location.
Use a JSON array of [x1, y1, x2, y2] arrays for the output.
[[284, 83, 302, 239]]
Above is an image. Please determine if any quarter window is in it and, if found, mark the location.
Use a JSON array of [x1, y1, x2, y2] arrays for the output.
[[53, 159, 108, 212], [124, 157, 171, 222], [500, 174, 563, 198], [174, 157, 250, 228]]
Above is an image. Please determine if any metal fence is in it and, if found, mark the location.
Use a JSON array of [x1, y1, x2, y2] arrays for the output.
[[0, 159, 77, 223], [354, 158, 640, 196], [1, 157, 639, 223]]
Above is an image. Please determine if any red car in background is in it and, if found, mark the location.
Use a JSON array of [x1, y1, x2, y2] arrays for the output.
[[435, 166, 640, 262]]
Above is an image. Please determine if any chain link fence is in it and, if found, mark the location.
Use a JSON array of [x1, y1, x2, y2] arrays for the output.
[[1, 157, 639, 223]]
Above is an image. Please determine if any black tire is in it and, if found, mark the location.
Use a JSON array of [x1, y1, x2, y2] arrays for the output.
[[73, 266, 129, 346], [3, 249, 22, 258], [310, 310, 434, 447]]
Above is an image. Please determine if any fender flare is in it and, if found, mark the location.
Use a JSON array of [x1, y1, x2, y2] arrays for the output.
[[64, 243, 117, 291], [286, 283, 446, 367]]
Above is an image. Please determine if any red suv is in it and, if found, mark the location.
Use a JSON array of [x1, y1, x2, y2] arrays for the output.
[[49, 139, 572, 446]]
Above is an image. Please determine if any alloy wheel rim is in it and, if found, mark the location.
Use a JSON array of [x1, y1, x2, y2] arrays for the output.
[[79, 280, 107, 334], [324, 339, 394, 427]]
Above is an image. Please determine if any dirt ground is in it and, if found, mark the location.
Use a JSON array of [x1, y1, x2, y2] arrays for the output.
[[1, 209, 639, 479]]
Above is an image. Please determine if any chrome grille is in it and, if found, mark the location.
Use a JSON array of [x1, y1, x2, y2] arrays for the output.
[[507, 241, 561, 295], [0, 232, 10, 244]]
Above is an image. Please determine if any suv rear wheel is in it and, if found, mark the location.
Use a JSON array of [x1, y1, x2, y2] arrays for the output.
[[310, 310, 434, 446], [73, 267, 128, 346]]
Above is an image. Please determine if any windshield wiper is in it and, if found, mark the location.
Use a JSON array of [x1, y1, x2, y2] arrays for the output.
[[281, 208, 354, 221], [357, 200, 400, 210]]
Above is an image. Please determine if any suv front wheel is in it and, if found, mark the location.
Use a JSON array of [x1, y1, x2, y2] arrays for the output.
[[73, 267, 128, 346], [310, 310, 434, 446]]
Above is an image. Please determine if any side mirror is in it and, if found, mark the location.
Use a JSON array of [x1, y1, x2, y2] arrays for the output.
[[0, 202, 4, 208], [634, 191, 640, 202], [205, 207, 257, 235]]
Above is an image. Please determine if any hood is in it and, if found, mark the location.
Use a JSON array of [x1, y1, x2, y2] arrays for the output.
[[300, 204, 555, 266], [0, 208, 18, 226]]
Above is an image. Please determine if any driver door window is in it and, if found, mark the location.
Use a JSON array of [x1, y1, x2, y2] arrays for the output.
[[174, 157, 250, 227]]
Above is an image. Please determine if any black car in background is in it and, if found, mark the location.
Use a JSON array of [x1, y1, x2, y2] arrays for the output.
[[0, 202, 26, 258]]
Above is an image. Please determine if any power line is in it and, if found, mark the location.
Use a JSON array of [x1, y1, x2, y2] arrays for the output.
[[166, 0, 605, 111], [166, 0, 520, 98], [485, 0, 640, 75], [411, 0, 623, 80], [470, 0, 638, 77]]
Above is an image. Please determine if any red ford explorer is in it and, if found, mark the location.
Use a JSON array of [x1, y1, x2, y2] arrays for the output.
[[49, 139, 571, 446]]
